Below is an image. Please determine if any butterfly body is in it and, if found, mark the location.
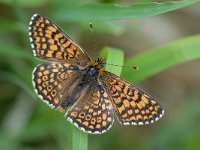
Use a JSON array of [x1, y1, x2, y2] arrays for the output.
[[30, 14, 164, 134], [58, 60, 104, 111]]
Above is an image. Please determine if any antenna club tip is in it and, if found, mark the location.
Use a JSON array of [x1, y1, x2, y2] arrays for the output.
[[132, 66, 139, 70], [89, 22, 93, 28]]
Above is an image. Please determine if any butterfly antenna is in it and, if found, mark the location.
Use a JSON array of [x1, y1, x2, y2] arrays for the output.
[[89, 22, 138, 71], [89, 22, 99, 60], [104, 63, 139, 70]]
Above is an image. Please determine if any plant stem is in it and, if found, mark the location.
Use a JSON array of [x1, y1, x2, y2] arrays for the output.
[[72, 126, 88, 150], [71, 47, 124, 150]]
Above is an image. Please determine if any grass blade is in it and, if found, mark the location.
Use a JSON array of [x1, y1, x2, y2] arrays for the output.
[[100, 47, 124, 75], [0, 71, 35, 99], [0, 43, 37, 64], [72, 127, 88, 150], [71, 47, 123, 150], [53, 0, 200, 21], [121, 35, 200, 83]]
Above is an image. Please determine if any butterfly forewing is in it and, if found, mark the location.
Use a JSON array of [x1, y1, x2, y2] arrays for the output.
[[29, 14, 91, 65], [101, 71, 164, 125]]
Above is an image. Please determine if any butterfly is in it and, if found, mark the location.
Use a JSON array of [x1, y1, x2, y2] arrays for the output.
[[29, 14, 164, 134]]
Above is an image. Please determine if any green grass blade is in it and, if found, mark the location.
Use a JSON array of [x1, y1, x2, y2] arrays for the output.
[[0, 71, 35, 99], [100, 47, 124, 75], [0, 0, 50, 7], [121, 35, 200, 83], [71, 47, 123, 150], [72, 127, 88, 150], [0, 43, 37, 64], [53, 0, 200, 21]]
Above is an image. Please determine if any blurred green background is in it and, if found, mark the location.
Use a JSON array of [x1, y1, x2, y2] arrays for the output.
[[1, 0, 200, 150]]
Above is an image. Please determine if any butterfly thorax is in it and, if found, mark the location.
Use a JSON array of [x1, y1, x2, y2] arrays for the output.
[[87, 57, 105, 73], [57, 58, 105, 110]]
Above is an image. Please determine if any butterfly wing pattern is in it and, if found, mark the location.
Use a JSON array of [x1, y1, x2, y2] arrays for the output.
[[66, 82, 114, 133], [29, 14, 91, 65], [32, 62, 82, 110], [101, 71, 164, 125], [30, 14, 164, 134]]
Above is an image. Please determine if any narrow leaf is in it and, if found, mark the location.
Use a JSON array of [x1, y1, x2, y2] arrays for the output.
[[121, 35, 200, 82], [53, 0, 200, 21], [100, 47, 124, 75]]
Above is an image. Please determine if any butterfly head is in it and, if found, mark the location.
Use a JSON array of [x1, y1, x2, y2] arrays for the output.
[[97, 57, 105, 67], [88, 57, 105, 75]]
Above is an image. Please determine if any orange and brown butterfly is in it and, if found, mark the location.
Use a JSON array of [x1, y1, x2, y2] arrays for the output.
[[29, 14, 164, 134]]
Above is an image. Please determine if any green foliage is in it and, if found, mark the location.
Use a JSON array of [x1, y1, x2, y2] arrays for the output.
[[0, 0, 51, 7], [53, 0, 200, 21], [121, 35, 200, 83], [0, 0, 200, 150], [100, 47, 124, 76], [72, 126, 88, 150]]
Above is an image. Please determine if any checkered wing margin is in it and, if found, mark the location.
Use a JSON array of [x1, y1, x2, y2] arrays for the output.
[[66, 82, 114, 134], [29, 14, 91, 66], [101, 71, 164, 125]]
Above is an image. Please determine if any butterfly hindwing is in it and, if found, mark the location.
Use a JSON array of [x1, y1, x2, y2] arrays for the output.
[[29, 14, 91, 65], [33, 62, 82, 110], [66, 82, 114, 134], [101, 71, 164, 125]]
